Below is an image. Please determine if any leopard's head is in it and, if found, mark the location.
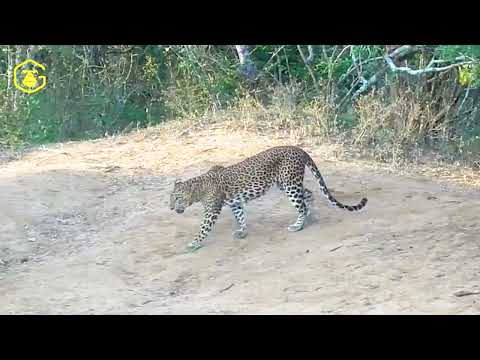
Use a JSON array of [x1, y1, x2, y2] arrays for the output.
[[169, 179, 193, 214]]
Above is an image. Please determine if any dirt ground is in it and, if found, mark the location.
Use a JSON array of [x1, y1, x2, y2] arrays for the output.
[[1, 125, 480, 314]]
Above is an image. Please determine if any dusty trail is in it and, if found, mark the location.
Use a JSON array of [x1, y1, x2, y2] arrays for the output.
[[1, 127, 480, 314]]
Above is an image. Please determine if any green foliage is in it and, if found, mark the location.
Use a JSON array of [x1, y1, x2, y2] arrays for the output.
[[436, 45, 480, 60], [434, 46, 480, 88], [0, 110, 24, 146], [1, 44, 480, 167], [159, 46, 244, 117], [22, 93, 62, 143]]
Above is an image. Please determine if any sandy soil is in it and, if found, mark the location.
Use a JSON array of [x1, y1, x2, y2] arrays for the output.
[[1, 126, 480, 314]]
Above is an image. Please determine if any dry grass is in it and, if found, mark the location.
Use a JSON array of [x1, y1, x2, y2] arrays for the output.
[[2, 127, 478, 192], [3, 93, 480, 189]]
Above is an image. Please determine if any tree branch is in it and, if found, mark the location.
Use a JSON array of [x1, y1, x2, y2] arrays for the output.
[[387, 45, 421, 62], [352, 72, 382, 99], [351, 45, 471, 99], [297, 45, 320, 93], [305, 45, 315, 64], [384, 54, 475, 76]]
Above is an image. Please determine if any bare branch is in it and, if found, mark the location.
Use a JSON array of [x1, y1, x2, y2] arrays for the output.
[[105, 46, 135, 55], [338, 55, 383, 84], [351, 45, 474, 99], [333, 45, 352, 66], [305, 45, 315, 64], [337, 77, 361, 109], [388, 45, 421, 61], [352, 72, 382, 99], [385, 54, 475, 76], [260, 45, 286, 73], [458, 87, 471, 114], [359, 46, 419, 95], [297, 45, 320, 93]]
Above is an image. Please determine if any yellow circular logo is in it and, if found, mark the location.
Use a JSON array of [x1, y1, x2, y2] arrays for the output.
[[13, 59, 47, 94]]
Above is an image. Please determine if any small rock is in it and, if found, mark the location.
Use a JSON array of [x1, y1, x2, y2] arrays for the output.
[[305, 249, 310, 253], [20, 257, 29, 263]]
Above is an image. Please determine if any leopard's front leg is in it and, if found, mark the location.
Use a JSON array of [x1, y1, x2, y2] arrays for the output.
[[187, 194, 224, 251], [225, 198, 248, 239]]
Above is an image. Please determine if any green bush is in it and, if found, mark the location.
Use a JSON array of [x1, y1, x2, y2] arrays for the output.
[[1, 45, 480, 167]]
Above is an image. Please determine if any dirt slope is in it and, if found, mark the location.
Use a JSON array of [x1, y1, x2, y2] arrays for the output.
[[1, 127, 480, 314]]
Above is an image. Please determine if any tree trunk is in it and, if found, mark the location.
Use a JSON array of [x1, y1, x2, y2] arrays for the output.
[[12, 45, 24, 111], [234, 45, 256, 81], [6, 46, 13, 97], [386, 45, 405, 101]]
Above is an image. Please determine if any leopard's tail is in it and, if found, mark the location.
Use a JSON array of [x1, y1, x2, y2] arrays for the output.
[[304, 153, 368, 212]]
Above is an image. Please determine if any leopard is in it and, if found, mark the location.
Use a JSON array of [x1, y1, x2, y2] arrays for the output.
[[169, 145, 368, 251]]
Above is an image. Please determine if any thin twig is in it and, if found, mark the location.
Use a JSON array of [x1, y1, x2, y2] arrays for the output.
[[297, 45, 320, 94], [457, 87, 471, 114], [329, 245, 343, 252], [454, 290, 480, 297], [220, 283, 235, 293]]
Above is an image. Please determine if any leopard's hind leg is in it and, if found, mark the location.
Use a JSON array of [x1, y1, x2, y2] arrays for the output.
[[279, 181, 308, 232], [303, 187, 313, 217], [277, 160, 310, 232], [278, 182, 312, 221]]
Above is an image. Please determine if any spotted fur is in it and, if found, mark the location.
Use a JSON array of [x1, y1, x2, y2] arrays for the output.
[[170, 146, 367, 251]]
